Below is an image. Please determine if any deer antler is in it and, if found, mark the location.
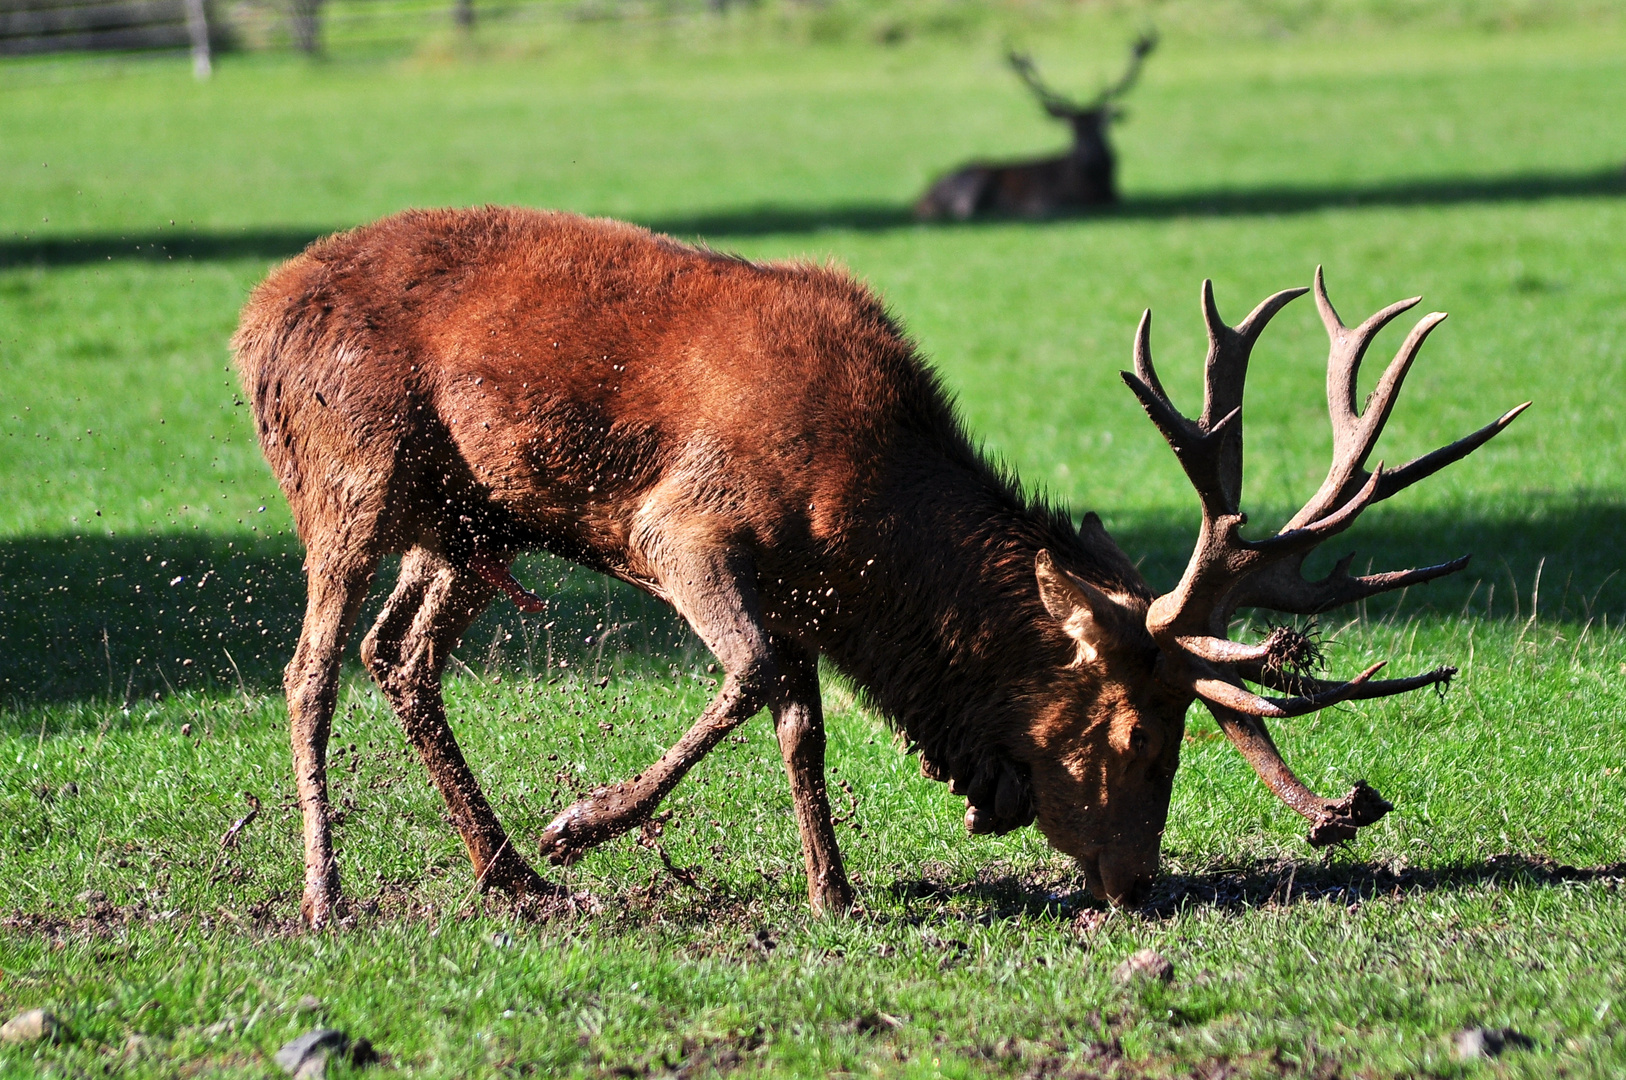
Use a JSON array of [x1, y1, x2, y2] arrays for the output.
[[1122, 270, 1527, 845], [1007, 50, 1079, 118], [1087, 31, 1157, 111], [1008, 33, 1157, 119]]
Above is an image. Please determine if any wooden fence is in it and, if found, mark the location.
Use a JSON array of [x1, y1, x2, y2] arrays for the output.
[[0, 0, 220, 67]]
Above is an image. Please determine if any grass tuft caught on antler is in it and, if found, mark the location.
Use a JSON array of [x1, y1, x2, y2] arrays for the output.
[[1260, 622, 1325, 679]]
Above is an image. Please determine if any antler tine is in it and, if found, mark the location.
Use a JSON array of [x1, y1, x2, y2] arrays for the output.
[[1089, 29, 1159, 110], [1119, 370, 1192, 457], [1239, 661, 1455, 700], [1197, 281, 1309, 513], [1122, 305, 1244, 521], [1008, 50, 1076, 117], [1289, 267, 1427, 529], [1234, 552, 1472, 617], [1254, 463, 1384, 558], [1236, 284, 1312, 344], [1204, 702, 1393, 846], [1193, 661, 1388, 719], [1374, 401, 1532, 503]]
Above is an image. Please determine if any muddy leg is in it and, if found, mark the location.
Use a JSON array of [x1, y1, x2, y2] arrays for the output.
[[365, 547, 552, 898], [772, 644, 853, 916], [538, 545, 775, 864], [286, 561, 375, 929]]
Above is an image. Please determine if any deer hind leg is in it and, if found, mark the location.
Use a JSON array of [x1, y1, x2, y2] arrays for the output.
[[362, 545, 552, 900], [287, 556, 377, 929], [771, 640, 853, 915], [537, 544, 779, 868]]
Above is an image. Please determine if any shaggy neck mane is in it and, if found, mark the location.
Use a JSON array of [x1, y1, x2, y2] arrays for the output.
[[822, 439, 1148, 797]]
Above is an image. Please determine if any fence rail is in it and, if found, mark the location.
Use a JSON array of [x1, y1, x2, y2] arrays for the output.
[[0, 0, 216, 60]]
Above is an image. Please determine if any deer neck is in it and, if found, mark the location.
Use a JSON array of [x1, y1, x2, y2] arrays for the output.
[[821, 468, 1140, 788]]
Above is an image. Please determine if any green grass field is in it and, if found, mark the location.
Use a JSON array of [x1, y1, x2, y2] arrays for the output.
[[2, 3, 1625, 1075]]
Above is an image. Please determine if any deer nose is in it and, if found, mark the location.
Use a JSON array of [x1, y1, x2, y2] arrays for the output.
[[1097, 850, 1157, 906]]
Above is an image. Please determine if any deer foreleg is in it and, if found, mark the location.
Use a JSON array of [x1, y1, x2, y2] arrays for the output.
[[537, 669, 768, 864], [538, 542, 778, 867], [772, 644, 853, 915]]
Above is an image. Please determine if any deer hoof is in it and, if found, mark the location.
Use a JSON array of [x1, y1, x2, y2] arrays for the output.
[[300, 887, 340, 930], [479, 852, 553, 898]]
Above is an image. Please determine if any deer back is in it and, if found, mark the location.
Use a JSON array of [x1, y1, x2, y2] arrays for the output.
[[237, 209, 955, 574]]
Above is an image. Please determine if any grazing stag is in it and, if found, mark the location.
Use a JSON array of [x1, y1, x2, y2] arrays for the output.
[[235, 207, 1523, 927], [915, 34, 1156, 221]]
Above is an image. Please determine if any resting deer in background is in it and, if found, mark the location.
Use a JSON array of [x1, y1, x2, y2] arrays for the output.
[[235, 206, 1525, 927], [915, 34, 1157, 221]]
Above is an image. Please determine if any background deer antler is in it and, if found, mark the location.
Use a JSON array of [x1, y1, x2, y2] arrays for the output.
[[1006, 49, 1079, 118], [1123, 270, 1528, 844], [1088, 31, 1157, 111], [1006, 32, 1158, 118]]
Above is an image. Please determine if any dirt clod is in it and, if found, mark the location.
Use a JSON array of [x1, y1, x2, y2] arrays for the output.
[[1, 1008, 65, 1044], [847, 1011, 904, 1035], [1113, 948, 1174, 984]]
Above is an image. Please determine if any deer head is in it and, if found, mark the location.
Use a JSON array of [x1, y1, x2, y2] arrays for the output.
[[1026, 270, 1525, 904]]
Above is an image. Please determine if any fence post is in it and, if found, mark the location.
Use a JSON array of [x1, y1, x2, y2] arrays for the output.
[[289, 0, 322, 53], [183, 0, 212, 77]]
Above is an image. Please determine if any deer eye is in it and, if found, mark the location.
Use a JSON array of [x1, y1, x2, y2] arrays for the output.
[[1129, 727, 1150, 758]]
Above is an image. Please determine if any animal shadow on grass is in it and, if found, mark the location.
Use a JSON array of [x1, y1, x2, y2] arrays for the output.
[[1144, 851, 1626, 915], [0, 168, 1620, 266], [0, 532, 694, 723], [646, 167, 1626, 235], [0, 495, 1621, 718], [887, 853, 1626, 924]]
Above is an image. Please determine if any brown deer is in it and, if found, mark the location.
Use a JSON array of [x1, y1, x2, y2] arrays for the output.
[[234, 206, 1524, 927], [915, 35, 1157, 221]]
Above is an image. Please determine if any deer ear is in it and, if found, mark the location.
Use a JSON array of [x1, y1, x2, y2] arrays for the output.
[[1036, 550, 1114, 665]]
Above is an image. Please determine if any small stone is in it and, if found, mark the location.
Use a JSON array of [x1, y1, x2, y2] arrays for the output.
[[1454, 1026, 1535, 1060], [1113, 948, 1174, 984], [293, 1057, 328, 1080], [295, 994, 324, 1014], [202, 1017, 236, 1038], [275, 1029, 349, 1074], [275, 1028, 376, 1075], [1, 1008, 65, 1044], [180, 723, 192, 737]]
